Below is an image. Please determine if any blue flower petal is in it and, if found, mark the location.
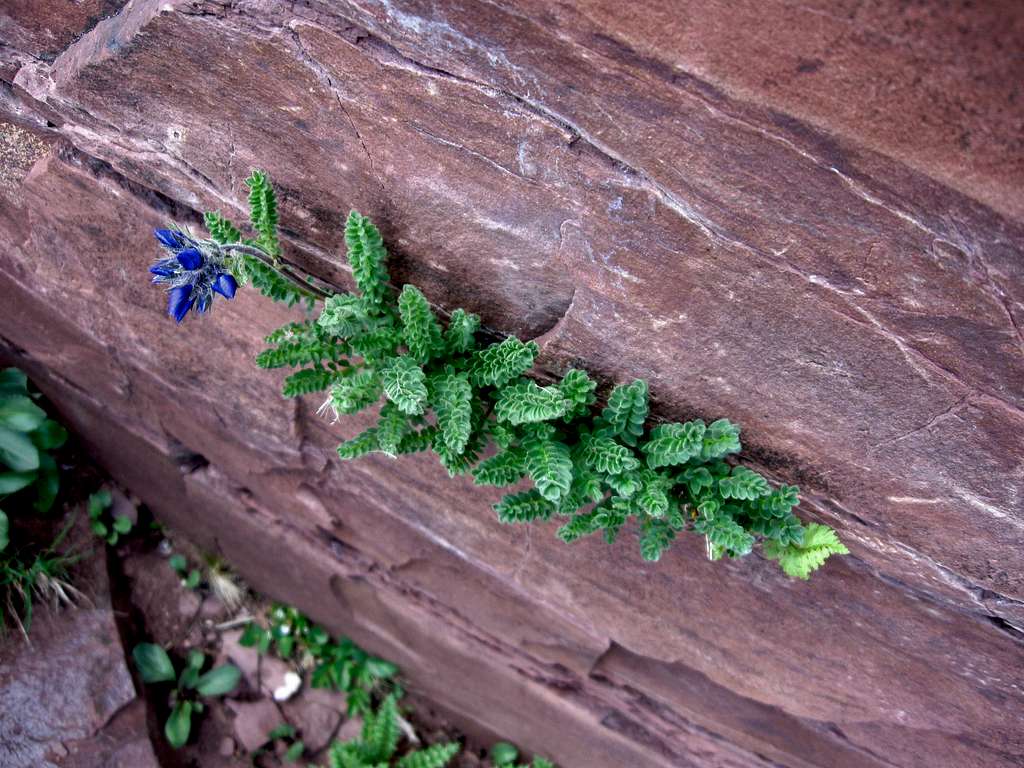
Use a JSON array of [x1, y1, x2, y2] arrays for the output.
[[149, 265, 176, 277], [212, 273, 237, 299], [176, 248, 203, 270], [154, 229, 187, 249], [168, 285, 194, 323]]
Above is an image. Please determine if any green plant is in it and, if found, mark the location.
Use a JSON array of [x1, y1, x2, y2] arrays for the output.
[[489, 742, 555, 768], [325, 694, 459, 768], [151, 173, 847, 578], [132, 642, 241, 748], [0, 513, 81, 637], [86, 488, 133, 545], [0, 368, 68, 536], [240, 603, 399, 715], [252, 722, 306, 764], [169, 552, 202, 590]]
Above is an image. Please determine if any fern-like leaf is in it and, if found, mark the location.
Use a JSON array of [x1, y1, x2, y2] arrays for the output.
[[431, 371, 473, 454], [329, 370, 382, 415], [557, 510, 602, 543], [245, 169, 280, 257], [604, 470, 642, 498], [694, 510, 755, 556], [350, 328, 402, 365], [641, 420, 706, 468], [473, 448, 526, 487], [598, 380, 648, 447], [749, 484, 800, 518], [432, 424, 484, 476], [639, 518, 676, 562], [396, 742, 460, 768], [204, 211, 242, 244], [328, 742, 365, 768], [375, 403, 410, 457], [469, 338, 538, 388], [763, 523, 847, 579], [700, 418, 741, 460], [444, 308, 480, 354], [345, 211, 391, 315], [749, 512, 805, 546], [494, 489, 555, 523], [558, 368, 597, 419], [381, 357, 428, 415], [396, 425, 438, 455], [594, 497, 630, 544], [521, 431, 572, 502], [360, 693, 400, 763], [319, 293, 369, 339], [579, 433, 640, 475], [635, 475, 670, 518], [718, 466, 770, 500], [243, 256, 309, 306], [337, 428, 379, 460], [282, 367, 337, 397], [494, 380, 569, 425], [399, 285, 444, 363]]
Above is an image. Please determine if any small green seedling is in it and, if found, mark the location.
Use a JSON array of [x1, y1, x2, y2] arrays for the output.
[[1, 513, 81, 637], [86, 489, 133, 545], [132, 643, 241, 748], [251, 722, 306, 765], [169, 552, 202, 590], [240, 603, 399, 716], [489, 741, 555, 768], [326, 694, 459, 768]]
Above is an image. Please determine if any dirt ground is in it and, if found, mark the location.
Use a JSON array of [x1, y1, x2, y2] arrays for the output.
[[0, 449, 509, 768]]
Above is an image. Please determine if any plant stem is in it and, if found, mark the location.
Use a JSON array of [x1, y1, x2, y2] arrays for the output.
[[221, 244, 333, 301]]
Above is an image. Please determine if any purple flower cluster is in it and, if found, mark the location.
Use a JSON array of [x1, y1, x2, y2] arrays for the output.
[[150, 229, 238, 322]]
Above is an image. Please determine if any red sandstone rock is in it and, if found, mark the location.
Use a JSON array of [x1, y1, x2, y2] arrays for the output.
[[1, 1, 1022, 766]]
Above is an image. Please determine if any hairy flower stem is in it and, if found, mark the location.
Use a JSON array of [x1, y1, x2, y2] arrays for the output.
[[222, 243, 332, 301]]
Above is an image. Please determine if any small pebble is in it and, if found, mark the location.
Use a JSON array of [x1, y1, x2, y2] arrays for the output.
[[219, 736, 236, 757]]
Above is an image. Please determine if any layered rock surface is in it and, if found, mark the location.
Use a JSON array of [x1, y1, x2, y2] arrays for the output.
[[1, 1, 1022, 766]]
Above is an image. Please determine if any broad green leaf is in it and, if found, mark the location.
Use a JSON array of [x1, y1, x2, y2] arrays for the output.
[[0, 425, 40, 472], [0, 396, 47, 432], [132, 643, 175, 683], [0, 470, 36, 495], [0, 509, 8, 551], [195, 664, 241, 697], [490, 742, 519, 766], [31, 419, 67, 450], [0, 368, 28, 396], [164, 700, 193, 748], [113, 515, 132, 534]]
